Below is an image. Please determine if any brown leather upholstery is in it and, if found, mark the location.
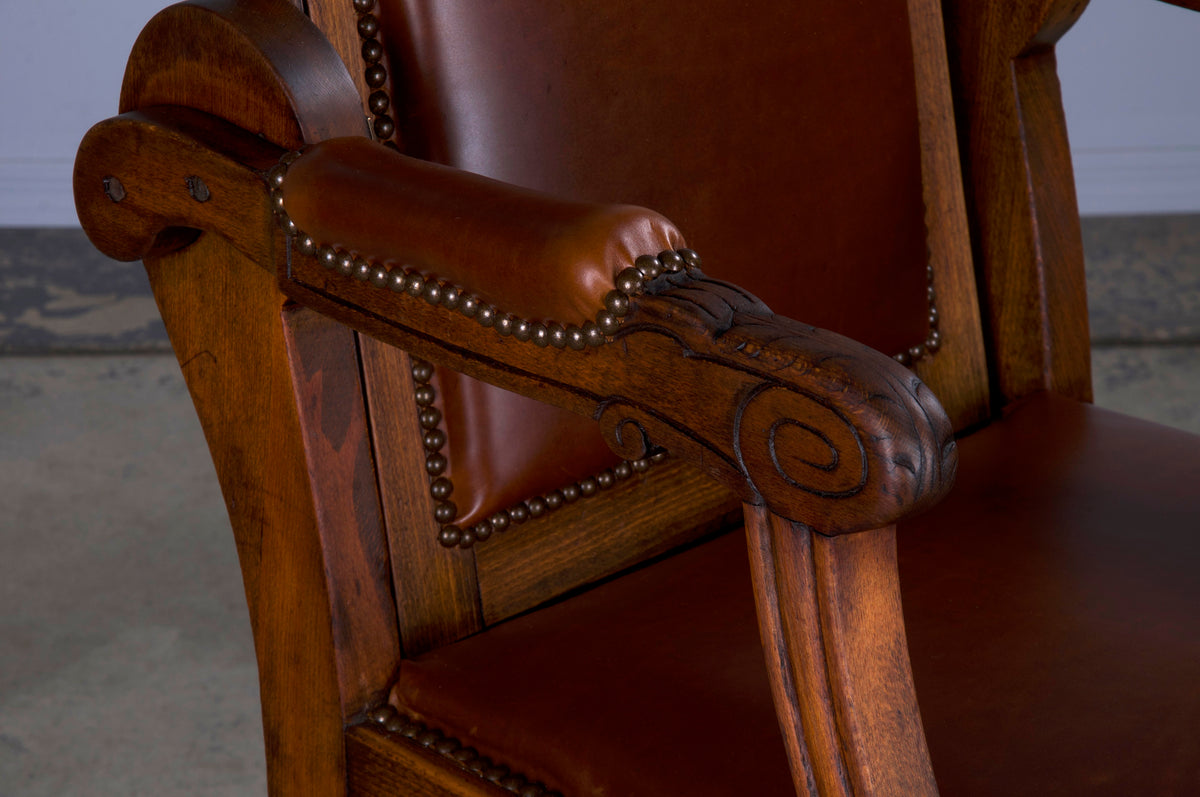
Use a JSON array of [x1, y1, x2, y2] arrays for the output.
[[902, 392, 1200, 795], [374, 0, 934, 528], [380, 0, 930, 350], [283, 136, 686, 526], [282, 138, 685, 323], [390, 393, 1200, 795]]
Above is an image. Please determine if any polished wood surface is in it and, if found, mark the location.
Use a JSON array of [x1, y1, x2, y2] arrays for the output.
[[475, 459, 739, 625], [746, 509, 936, 796], [72, 0, 1200, 793], [282, 244, 958, 535], [904, 0, 990, 429], [282, 307, 400, 718], [144, 235, 348, 794], [358, 336, 484, 655], [943, 0, 1094, 405]]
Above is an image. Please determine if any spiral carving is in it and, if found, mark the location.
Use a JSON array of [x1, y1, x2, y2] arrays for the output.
[[734, 383, 867, 500], [592, 271, 957, 533]]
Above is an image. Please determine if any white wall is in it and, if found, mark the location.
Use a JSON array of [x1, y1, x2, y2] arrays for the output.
[[1058, 0, 1200, 215], [2, 0, 1199, 226], [0, 0, 173, 226]]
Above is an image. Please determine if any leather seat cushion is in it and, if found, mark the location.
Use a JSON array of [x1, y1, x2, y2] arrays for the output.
[[389, 393, 1200, 795]]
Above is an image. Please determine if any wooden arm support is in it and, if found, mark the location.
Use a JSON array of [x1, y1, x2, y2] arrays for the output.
[[269, 139, 957, 535], [75, 3, 955, 792], [76, 110, 956, 534]]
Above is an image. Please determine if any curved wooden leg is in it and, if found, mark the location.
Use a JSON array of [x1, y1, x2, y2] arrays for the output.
[[745, 504, 937, 796]]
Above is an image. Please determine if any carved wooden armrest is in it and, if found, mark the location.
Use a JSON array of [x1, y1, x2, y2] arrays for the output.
[[273, 138, 957, 535], [74, 2, 956, 791], [269, 137, 955, 792], [78, 110, 956, 532]]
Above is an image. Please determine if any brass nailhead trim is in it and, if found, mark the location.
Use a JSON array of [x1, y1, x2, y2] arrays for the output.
[[351, 0, 398, 147], [892, 261, 941, 367], [268, 152, 698, 351], [267, 151, 688, 549], [347, 0, 940, 366], [368, 704, 564, 797], [268, 148, 940, 546], [410, 356, 667, 550]]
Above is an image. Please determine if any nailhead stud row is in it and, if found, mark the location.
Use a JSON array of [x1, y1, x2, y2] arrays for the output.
[[267, 150, 690, 548], [369, 704, 563, 797], [410, 356, 669, 549], [351, 0, 399, 145], [893, 261, 942, 366], [268, 152, 701, 350]]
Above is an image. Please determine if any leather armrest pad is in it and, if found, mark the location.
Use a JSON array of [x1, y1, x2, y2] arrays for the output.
[[281, 137, 685, 322]]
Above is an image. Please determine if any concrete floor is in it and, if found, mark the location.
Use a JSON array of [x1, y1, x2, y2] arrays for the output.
[[1, 220, 1198, 795], [0, 357, 263, 796]]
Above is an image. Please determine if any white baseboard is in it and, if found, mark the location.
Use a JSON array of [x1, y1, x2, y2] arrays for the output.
[[1070, 148, 1200, 217], [4, 150, 1200, 228], [0, 161, 82, 228]]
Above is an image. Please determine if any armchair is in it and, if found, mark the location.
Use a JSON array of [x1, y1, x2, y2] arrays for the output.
[[74, 0, 1200, 794]]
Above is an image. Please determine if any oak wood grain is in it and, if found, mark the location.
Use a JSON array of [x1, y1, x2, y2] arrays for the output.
[[282, 306, 401, 720], [145, 234, 347, 795], [74, 108, 279, 264], [942, 0, 1093, 406], [346, 725, 510, 797], [475, 459, 741, 625], [119, 0, 366, 151], [358, 335, 484, 655], [745, 506, 937, 796], [905, 0, 990, 430]]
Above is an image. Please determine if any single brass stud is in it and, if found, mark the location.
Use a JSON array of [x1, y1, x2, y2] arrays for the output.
[[437, 526, 462, 547], [440, 285, 462, 309], [186, 175, 211, 202], [373, 115, 395, 140], [102, 176, 125, 203], [425, 453, 447, 475], [404, 272, 424, 296], [368, 90, 390, 114], [361, 39, 383, 63], [604, 290, 630, 317], [365, 64, 387, 87], [527, 496, 547, 517], [615, 267, 642, 294], [658, 250, 685, 272], [357, 14, 379, 38]]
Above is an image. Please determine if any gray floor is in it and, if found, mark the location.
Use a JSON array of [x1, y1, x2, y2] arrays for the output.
[[1, 221, 1198, 795]]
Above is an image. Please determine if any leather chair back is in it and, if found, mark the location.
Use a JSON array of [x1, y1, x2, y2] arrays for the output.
[[323, 0, 988, 624]]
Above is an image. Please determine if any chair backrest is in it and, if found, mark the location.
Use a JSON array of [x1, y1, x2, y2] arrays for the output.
[[295, 0, 1002, 652]]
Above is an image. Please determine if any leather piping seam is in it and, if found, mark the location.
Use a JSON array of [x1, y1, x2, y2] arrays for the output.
[[366, 703, 565, 797]]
